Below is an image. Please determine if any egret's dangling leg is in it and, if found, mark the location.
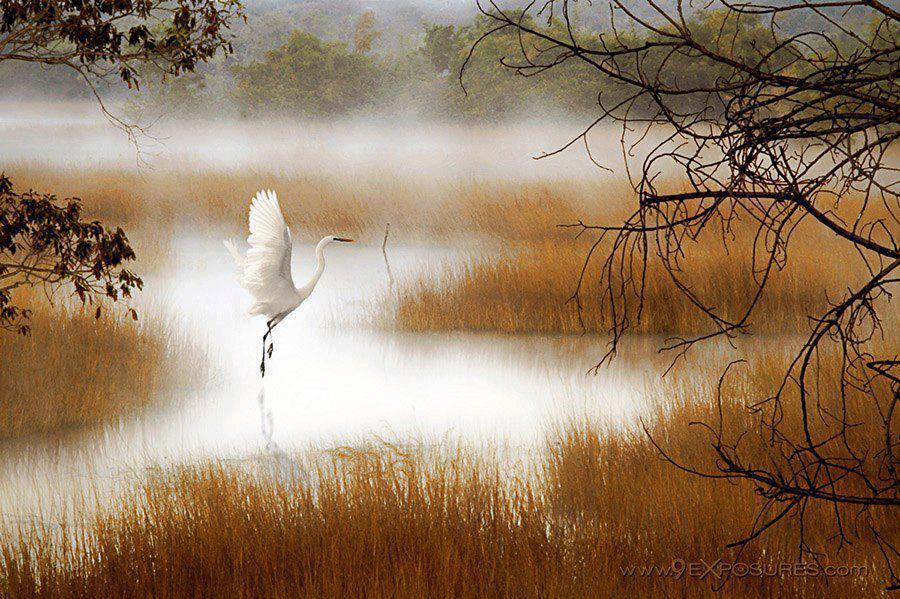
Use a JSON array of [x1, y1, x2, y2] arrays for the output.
[[260, 319, 275, 377]]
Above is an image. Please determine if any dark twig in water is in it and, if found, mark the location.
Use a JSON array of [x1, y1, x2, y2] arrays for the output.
[[382, 223, 395, 289]]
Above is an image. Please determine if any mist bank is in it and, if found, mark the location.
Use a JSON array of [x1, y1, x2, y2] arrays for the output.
[[0, 101, 641, 180]]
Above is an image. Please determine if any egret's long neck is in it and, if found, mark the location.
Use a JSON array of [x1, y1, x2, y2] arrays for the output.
[[300, 237, 331, 295]]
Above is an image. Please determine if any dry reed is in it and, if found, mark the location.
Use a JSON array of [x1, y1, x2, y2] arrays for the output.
[[7, 164, 624, 243], [0, 352, 891, 597], [0, 297, 201, 439], [389, 221, 885, 335]]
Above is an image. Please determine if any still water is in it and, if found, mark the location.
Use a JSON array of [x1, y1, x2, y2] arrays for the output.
[[0, 104, 664, 521], [0, 236, 657, 520]]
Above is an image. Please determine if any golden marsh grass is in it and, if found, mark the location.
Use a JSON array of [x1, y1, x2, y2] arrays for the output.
[[0, 353, 891, 597], [2, 163, 893, 596], [0, 297, 201, 439], [7, 164, 627, 242], [389, 224, 883, 335]]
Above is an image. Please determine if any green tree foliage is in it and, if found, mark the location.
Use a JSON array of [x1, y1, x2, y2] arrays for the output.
[[118, 5, 853, 122], [422, 24, 459, 73], [234, 31, 383, 116], [638, 10, 790, 116], [448, 14, 601, 120]]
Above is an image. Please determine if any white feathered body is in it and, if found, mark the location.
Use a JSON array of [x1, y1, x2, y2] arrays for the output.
[[224, 190, 334, 323]]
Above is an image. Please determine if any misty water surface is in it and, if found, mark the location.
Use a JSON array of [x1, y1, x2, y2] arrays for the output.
[[0, 103, 669, 519]]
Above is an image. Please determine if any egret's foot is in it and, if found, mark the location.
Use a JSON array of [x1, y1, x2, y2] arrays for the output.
[[260, 358, 266, 377]]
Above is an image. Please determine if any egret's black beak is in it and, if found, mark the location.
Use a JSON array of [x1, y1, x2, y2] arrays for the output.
[[335, 237, 354, 243]]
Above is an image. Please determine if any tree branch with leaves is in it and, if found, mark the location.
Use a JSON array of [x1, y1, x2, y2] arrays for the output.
[[0, 0, 244, 136], [0, 176, 142, 334], [0, 0, 243, 333]]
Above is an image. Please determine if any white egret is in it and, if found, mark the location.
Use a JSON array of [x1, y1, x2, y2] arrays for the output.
[[224, 189, 353, 376]]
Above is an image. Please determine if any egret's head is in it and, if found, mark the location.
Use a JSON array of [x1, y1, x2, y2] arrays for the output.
[[331, 236, 354, 243]]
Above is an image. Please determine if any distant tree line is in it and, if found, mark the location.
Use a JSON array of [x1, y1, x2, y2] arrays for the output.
[[119, 7, 805, 121], [3, 3, 882, 122]]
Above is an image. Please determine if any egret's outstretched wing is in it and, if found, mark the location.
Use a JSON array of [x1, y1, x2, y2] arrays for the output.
[[241, 190, 295, 309]]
